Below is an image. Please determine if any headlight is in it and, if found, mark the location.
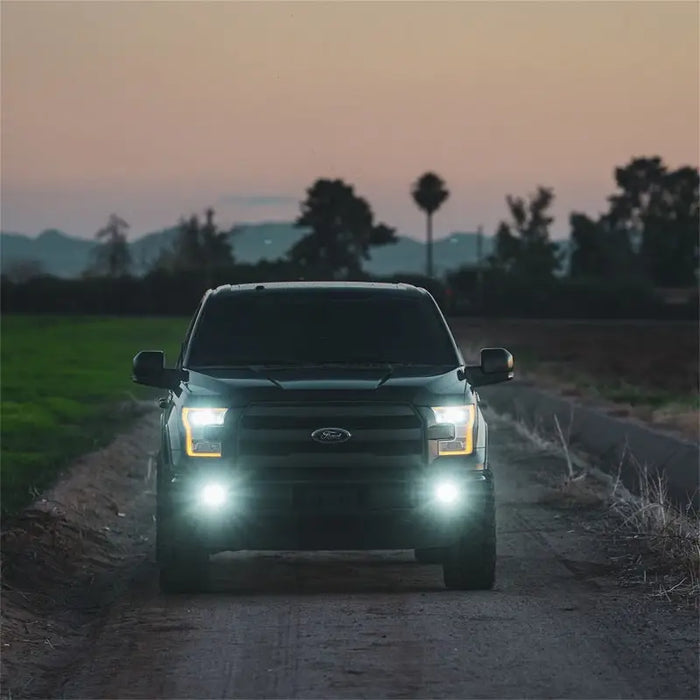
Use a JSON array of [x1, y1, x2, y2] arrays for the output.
[[182, 407, 228, 457], [431, 404, 476, 455]]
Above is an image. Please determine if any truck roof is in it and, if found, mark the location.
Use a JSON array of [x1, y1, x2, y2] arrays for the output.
[[208, 281, 428, 297]]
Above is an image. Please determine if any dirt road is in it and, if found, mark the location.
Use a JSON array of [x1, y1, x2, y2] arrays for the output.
[[4, 412, 698, 699]]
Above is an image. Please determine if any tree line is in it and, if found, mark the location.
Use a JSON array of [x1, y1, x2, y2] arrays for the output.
[[3, 155, 698, 318], [487, 156, 698, 288]]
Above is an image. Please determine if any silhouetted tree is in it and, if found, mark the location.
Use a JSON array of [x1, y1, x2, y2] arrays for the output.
[[177, 216, 205, 269], [3, 258, 46, 283], [569, 212, 637, 279], [411, 172, 450, 278], [489, 186, 561, 280], [153, 208, 234, 279], [87, 214, 131, 277], [289, 179, 397, 279], [201, 208, 234, 263], [606, 157, 699, 286]]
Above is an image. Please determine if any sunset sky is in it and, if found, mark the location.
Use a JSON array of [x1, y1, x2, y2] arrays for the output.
[[2, 0, 698, 241]]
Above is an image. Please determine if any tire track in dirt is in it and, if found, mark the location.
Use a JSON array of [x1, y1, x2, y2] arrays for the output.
[[3, 411, 698, 699], [54, 417, 699, 698]]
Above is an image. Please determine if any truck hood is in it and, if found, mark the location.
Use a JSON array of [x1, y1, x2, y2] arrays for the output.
[[182, 365, 471, 407]]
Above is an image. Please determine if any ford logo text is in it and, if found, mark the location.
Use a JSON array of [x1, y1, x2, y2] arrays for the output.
[[311, 427, 352, 444]]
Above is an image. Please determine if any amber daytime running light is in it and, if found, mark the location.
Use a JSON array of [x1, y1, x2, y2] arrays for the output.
[[182, 407, 228, 457], [431, 405, 476, 455]]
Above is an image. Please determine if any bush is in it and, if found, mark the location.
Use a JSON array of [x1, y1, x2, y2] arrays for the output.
[[2, 268, 694, 320]]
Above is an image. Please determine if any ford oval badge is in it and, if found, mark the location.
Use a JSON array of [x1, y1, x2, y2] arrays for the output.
[[311, 427, 352, 444]]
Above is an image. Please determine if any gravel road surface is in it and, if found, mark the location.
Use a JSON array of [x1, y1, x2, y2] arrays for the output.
[[45, 413, 698, 699]]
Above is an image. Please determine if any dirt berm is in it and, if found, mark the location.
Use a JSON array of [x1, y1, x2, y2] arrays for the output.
[[479, 381, 699, 508]]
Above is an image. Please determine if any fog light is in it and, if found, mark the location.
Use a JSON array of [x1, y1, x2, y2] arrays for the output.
[[434, 480, 461, 506], [200, 483, 228, 508]]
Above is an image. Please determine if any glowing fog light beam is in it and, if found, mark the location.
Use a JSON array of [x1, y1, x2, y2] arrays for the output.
[[199, 482, 228, 509], [434, 480, 461, 506]]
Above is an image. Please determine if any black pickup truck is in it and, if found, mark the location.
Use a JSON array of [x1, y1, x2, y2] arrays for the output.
[[132, 282, 514, 593]]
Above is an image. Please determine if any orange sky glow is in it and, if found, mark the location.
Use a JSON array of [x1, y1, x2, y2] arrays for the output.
[[2, 0, 698, 240]]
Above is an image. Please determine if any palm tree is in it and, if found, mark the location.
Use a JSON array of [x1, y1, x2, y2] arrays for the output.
[[411, 172, 450, 278]]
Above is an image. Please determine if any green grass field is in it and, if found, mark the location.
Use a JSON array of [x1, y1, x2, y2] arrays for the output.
[[1, 315, 189, 517]]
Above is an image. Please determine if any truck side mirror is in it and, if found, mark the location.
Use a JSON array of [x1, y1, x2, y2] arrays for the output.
[[132, 350, 188, 391], [481, 347, 514, 374], [462, 347, 514, 387]]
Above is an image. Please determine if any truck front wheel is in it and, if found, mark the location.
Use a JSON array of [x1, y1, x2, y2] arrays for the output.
[[159, 547, 208, 594], [414, 547, 444, 564], [156, 489, 208, 594], [442, 501, 496, 590]]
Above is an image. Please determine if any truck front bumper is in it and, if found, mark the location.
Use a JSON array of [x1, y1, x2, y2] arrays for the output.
[[160, 469, 494, 553]]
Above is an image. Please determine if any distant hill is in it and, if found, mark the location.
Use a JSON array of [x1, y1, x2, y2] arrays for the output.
[[0, 229, 95, 278], [128, 223, 497, 277], [367, 232, 495, 277], [1, 222, 570, 278]]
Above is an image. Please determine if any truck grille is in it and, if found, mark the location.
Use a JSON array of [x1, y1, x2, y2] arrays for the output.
[[234, 403, 425, 512], [238, 403, 424, 461]]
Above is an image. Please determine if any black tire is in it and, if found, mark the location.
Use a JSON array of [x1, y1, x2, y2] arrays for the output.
[[442, 499, 496, 590], [159, 548, 208, 594], [156, 476, 208, 594], [414, 547, 444, 564]]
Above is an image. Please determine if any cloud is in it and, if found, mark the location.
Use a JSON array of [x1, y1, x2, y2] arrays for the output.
[[217, 194, 297, 208]]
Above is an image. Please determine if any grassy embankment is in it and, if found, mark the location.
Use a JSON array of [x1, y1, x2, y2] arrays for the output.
[[1, 315, 189, 517]]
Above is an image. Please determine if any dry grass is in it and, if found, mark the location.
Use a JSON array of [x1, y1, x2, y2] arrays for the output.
[[507, 413, 700, 607], [607, 458, 700, 607], [460, 317, 699, 603]]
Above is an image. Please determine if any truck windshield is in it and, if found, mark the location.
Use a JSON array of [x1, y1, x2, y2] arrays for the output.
[[186, 290, 459, 368]]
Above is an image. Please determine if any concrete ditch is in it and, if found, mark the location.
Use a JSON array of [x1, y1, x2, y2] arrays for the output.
[[479, 381, 699, 509]]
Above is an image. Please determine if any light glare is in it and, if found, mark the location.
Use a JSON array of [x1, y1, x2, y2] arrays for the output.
[[189, 408, 227, 427], [200, 482, 227, 508], [433, 406, 469, 424], [435, 480, 461, 505]]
